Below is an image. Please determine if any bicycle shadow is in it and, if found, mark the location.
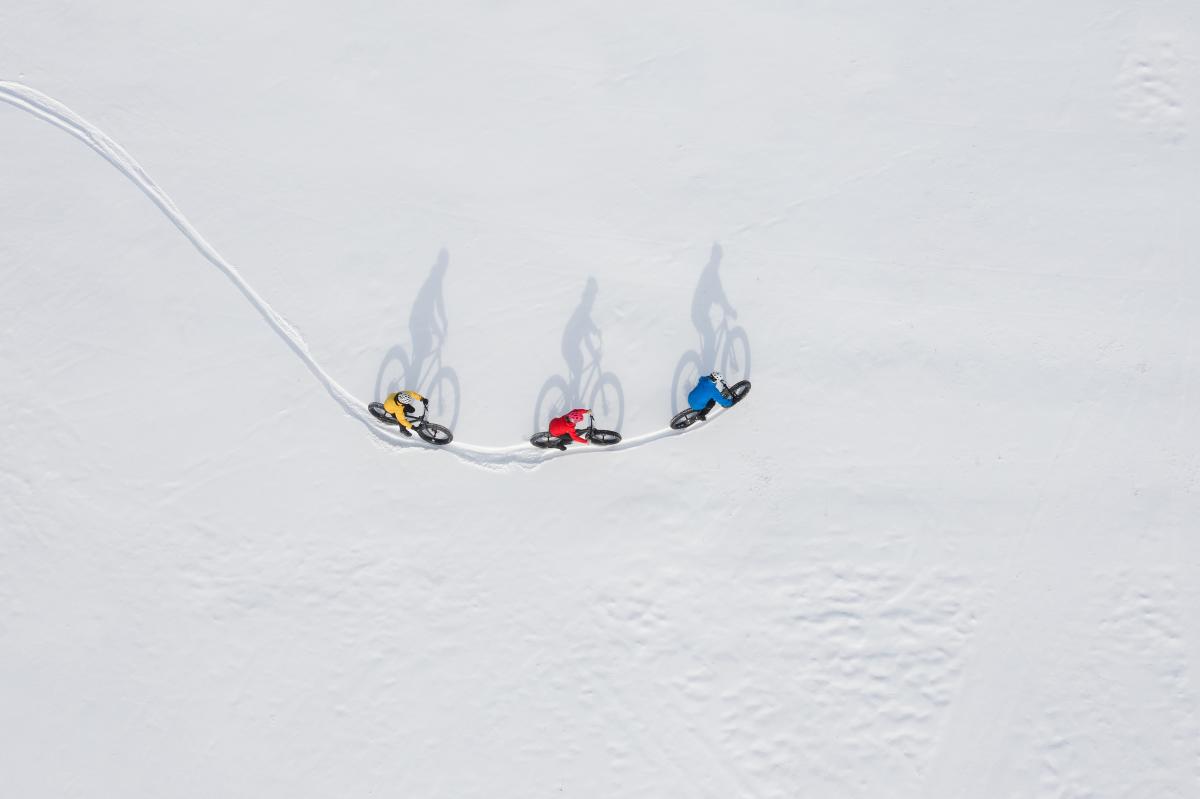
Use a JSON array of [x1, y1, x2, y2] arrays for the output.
[[670, 242, 752, 413], [532, 276, 625, 434], [375, 248, 462, 430]]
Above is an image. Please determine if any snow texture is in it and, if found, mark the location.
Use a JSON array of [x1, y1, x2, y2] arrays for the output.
[[2, 2, 1199, 797]]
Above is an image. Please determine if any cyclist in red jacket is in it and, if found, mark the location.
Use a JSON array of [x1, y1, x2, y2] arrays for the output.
[[548, 408, 590, 449]]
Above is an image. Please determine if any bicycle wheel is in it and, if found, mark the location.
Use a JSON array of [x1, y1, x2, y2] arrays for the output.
[[726, 380, 752, 405], [530, 432, 565, 450], [670, 409, 701, 430], [589, 372, 625, 433], [670, 351, 705, 416], [588, 429, 622, 446], [721, 327, 752, 384], [533, 376, 570, 435], [416, 422, 453, 446], [368, 402, 399, 425], [374, 346, 412, 401], [426, 367, 462, 431]]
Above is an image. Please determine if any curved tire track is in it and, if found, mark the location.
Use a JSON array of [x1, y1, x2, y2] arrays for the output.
[[0, 81, 740, 471]]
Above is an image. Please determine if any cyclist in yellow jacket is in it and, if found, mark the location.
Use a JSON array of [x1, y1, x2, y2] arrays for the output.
[[382, 390, 428, 436]]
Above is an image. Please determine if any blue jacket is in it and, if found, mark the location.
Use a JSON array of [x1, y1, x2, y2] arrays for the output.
[[688, 376, 732, 411]]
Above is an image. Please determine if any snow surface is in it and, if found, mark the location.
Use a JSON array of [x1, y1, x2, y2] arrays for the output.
[[3, 2, 1200, 797]]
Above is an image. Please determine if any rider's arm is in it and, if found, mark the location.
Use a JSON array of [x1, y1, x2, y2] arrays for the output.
[[568, 427, 589, 444], [714, 381, 735, 408], [404, 395, 429, 426], [384, 393, 413, 428]]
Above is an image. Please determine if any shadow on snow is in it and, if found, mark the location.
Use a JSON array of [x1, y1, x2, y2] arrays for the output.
[[375, 248, 462, 430], [531, 276, 625, 435], [669, 242, 753, 414]]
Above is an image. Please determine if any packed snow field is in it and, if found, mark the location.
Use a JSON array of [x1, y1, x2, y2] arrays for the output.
[[3, 2, 1199, 797]]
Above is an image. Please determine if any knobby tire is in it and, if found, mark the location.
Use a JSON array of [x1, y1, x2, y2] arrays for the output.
[[416, 422, 453, 446]]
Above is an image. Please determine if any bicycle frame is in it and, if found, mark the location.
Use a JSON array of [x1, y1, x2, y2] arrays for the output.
[[566, 351, 605, 405]]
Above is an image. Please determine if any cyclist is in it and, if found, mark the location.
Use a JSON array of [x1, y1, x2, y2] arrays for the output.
[[687, 371, 733, 421], [382, 390, 428, 436], [548, 408, 591, 450]]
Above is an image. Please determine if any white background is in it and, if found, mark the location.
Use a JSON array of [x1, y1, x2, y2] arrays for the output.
[[2, 2, 1199, 796]]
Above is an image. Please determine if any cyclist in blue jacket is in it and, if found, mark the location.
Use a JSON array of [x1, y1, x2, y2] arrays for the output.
[[687, 371, 733, 421]]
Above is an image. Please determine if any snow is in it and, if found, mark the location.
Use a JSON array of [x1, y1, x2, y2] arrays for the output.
[[2, 2, 1199, 796]]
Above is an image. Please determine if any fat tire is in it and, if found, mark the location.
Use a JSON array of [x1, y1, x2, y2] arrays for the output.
[[671, 409, 700, 430], [588, 429, 622, 446], [416, 422, 453, 446], [726, 380, 752, 405], [530, 432, 560, 449], [369, 402, 399, 425]]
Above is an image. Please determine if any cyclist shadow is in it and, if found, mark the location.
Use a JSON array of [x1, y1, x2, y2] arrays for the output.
[[532, 276, 625, 434], [375, 248, 462, 430], [670, 242, 752, 413]]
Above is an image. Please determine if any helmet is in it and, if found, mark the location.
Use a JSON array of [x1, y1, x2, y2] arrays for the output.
[[567, 409, 588, 423], [397, 390, 419, 406], [709, 371, 724, 384]]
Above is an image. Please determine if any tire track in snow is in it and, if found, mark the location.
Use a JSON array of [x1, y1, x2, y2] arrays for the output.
[[0, 81, 737, 471]]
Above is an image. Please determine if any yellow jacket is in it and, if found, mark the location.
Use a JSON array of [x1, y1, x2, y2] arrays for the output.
[[383, 391, 426, 430]]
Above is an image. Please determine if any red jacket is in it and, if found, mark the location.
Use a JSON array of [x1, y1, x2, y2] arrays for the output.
[[549, 410, 589, 444]]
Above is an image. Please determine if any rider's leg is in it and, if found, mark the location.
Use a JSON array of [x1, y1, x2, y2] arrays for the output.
[[395, 404, 417, 436], [696, 399, 716, 421]]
